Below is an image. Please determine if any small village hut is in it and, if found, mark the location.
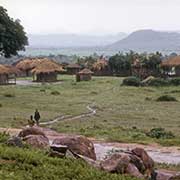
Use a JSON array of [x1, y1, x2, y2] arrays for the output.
[[76, 68, 93, 81], [31, 60, 65, 82]]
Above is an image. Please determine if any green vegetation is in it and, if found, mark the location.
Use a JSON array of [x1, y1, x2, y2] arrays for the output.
[[156, 95, 177, 102], [0, 133, 137, 180], [122, 76, 141, 86], [147, 78, 169, 87], [51, 90, 61, 95], [146, 128, 175, 139], [0, 6, 28, 57], [0, 75, 180, 146]]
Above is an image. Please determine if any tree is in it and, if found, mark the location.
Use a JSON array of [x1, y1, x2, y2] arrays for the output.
[[0, 6, 28, 57]]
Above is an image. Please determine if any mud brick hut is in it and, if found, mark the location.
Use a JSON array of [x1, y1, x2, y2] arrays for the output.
[[66, 63, 81, 75], [76, 68, 93, 82], [161, 56, 180, 76], [31, 60, 65, 82]]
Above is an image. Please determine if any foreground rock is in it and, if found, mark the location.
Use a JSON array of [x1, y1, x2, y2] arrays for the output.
[[18, 127, 46, 138], [131, 147, 154, 176], [52, 135, 96, 160], [23, 135, 49, 149], [7, 136, 23, 147], [156, 170, 180, 180], [99, 148, 156, 179], [100, 153, 144, 179]]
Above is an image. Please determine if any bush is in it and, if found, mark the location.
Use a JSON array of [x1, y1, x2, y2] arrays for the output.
[[0, 103, 2, 107], [4, 93, 15, 97], [156, 95, 177, 102], [51, 91, 60, 95], [170, 78, 180, 86], [146, 128, 175, 139], [122, 76, 141, 87], [148, 78, 169, 87]]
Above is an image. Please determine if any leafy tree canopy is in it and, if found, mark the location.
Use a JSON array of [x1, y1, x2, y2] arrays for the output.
[[0, 6, 28, 57]]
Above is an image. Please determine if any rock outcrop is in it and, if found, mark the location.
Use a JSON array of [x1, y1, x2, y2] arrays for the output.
[[52, 135, 96, 160], [18, 127, 46, 138], [23, 135, 49, 149]]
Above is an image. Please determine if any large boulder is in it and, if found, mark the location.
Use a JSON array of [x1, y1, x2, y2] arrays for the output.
[[18, 127, 46, 138], [100, 153, 130, 173], [156, 170, 180, 180], [131, 147, 154, 176], [52, 135, 96, 160], [126, 163, 144, 179], [7, 136, 23, 147], [23, 135, 49, 149], [129, 153, 145, 174], [100, 153, 144, 178]]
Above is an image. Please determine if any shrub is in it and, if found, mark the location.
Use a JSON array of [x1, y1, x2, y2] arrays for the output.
[[0, 103, 2, 107], [148, 78, 169, 87], [170, 78, 180, 86], [40, 89, 46, 92], [146, 128, 175, 139], [0, 132, 10, 143], [156, 95, 177, 102], [4, 93, 15, 97], [51, 91, 60, 95], [122, 76, 141, 87]]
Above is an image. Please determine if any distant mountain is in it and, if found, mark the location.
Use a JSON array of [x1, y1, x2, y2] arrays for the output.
[[107, 30, 180, 52], [28, 33, 127, 48]]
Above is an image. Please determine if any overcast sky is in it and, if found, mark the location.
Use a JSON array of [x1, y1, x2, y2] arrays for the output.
[[1, 0, 180, 35]]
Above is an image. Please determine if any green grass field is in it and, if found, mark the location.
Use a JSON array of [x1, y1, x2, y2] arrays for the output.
[[0, 75, 180, 146]]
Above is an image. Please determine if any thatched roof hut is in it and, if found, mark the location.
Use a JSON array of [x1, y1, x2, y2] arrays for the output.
[[15, 58, 62, 77], [161, 56, 180, 76], [66, 63, 81, 75], [76, 68, 93, 81], [161, 56, 180, 67], [31, 60, 65, 82], [0, 64, 17, 85]]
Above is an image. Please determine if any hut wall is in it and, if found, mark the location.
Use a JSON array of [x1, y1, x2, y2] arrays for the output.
[[175, 67, 180, 76], [0, 74, 8, 84], [79, 74, 92, 81], [36, 72, 57, 82], [67, 68, 80, 75]]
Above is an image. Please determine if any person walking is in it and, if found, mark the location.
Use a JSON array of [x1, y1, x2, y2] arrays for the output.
[[34, 109, 40, 126]]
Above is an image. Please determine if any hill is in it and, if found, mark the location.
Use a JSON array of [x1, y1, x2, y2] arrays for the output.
[[107, 30, 180, 52]]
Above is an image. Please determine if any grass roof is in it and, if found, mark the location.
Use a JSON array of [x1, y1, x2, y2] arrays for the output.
[[31, 60, 65, 74], [78, 68, 93, 74], [161, 56, 180, 67]]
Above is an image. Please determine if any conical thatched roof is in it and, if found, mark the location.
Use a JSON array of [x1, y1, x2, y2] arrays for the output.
[[78, 68, 93, 74], [15, 59, 34, 71], [4, 65, 21, 75], [15, 58, 65, 74], [31, 60, 65, 74], [0, 65, 10, 75], [161, 56, 180, 67]]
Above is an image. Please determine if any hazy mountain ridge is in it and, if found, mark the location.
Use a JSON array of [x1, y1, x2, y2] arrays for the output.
[[28, 33, 127, 48], [107, 30, 180, 52]]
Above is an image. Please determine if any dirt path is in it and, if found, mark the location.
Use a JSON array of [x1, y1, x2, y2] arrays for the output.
[[40, 104, 96, 125]]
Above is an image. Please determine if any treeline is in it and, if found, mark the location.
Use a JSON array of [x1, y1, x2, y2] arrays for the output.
[[75, 51, 170, 77]]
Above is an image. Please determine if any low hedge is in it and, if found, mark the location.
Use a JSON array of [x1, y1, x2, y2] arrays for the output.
[[122, 76, 141, 87]]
